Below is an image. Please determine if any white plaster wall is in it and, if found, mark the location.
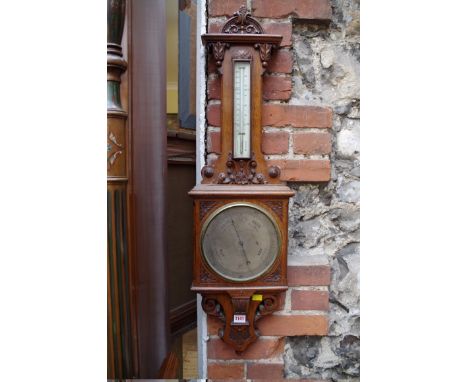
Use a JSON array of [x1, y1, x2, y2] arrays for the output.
[[195, 0, 207, 378]]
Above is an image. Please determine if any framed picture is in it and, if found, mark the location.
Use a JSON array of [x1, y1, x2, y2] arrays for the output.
[[178, 0, 197, 129]]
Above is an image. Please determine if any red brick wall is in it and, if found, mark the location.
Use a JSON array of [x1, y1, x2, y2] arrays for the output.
[[205, 1, 333, 379], [206, 258, 331, 380]]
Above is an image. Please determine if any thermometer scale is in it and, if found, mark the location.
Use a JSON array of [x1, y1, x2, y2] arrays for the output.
[[233, 60, 251, 159]]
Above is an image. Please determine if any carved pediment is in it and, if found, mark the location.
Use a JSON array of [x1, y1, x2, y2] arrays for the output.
[[222, 5, 264, 34]]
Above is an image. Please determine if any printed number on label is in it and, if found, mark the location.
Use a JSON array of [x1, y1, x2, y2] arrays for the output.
[[233, 314, 246, 324]]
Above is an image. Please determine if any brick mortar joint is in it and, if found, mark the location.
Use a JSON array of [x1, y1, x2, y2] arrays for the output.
[[259, 18, 293, 24], [272, 310, 328, 316], [208, 334, 283, 340], [274, 47, 293, 52], [253, 15, 300, 23], [262, 102, 333, 111], [263, 100, 288, 105], [291, 37, 360, 49], [292, 129, 332, 135], [208, 359, 285, 365], [207, 17, 227, 23], [208, 357, 284, 363], [207, 19, 293, 34], [266, 154, 330, 161], [263, 126, 294, 133], [284, 288, 292, 310], [264, 73, 292, 78], [287, 257, 331, 265], [207, 15, 293, 25], [263, 126, 331, 132], [287, 124, 294, 156], [290, 286, 329, 291]]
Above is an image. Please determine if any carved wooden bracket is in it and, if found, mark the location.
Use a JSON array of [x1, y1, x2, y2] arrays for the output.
[[202, 159, 280, 184], [202, 6, 282, 69], [256, 43, 273, 67], [210, 41, 229, 67], [202, 289, 284, 353], [217, 152, 266, 185]]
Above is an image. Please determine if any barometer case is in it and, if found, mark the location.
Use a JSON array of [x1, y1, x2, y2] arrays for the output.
[[189, 6, 294, 353], [190, 185, 293, 290]]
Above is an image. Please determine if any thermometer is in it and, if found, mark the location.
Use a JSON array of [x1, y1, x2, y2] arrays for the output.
[[233, 61, 251, 159]]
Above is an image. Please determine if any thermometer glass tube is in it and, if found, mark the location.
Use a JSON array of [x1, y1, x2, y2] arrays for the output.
[[233, 61, 251, 159]]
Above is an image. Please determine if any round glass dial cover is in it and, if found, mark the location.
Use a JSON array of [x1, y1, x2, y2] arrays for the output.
[[201, 203, 280, 282]]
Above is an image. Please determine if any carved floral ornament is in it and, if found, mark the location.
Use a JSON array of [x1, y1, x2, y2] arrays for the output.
[[208, 41, 274, 67], [257, 43, 273, 67], [222, 5, 264, 35], [233, 49, 252, 59], [107, 131, 124, 169], [218, 152, 266, 185], [201, 153, 281, 185], [211, 41, 228, 67]]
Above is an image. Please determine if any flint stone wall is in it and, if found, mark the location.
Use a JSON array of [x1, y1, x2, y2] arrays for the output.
[[284, 0, 360, 380]]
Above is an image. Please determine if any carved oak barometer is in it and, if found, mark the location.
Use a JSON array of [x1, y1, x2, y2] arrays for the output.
[[189, 6, 294, 352]]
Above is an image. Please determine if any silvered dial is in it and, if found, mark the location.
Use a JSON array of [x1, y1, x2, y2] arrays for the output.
[[201, 203, 280, 282], [233, 61, 251, 159]]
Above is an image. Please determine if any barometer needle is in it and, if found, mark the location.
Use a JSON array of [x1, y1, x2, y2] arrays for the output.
[[231, 218, 252, 268]]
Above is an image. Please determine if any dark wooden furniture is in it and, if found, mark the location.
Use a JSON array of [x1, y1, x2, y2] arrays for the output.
[[157, 351, 179, 379], [107, 0, 171, 378], [107, 0, 137, 378], [130, 0, 170, 377], [189, 6, 294, 353], [167, 127, 197, 337]]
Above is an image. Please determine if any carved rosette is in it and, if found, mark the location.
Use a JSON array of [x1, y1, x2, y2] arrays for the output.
[[268, 165, 281, 179], [202, 296, 225, 320], [263, 268, 282, 282], [263, 200, 283, 220], [256, 294, 279, 317], [200, 263, 217, 283], [201, 165, 215, 179], [199, 200, 219, 221]]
